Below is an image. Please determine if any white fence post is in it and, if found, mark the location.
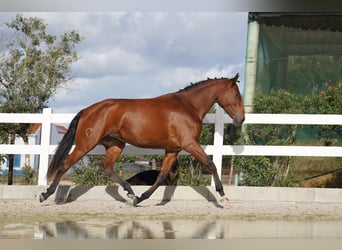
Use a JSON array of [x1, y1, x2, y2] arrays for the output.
[[38, 108, 52, 186], [212, 107, 225, 185]]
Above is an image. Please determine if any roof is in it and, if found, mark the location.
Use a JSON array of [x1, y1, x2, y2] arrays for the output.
[[27, 123, 41, 134], [249, 13, 342, 32], [26, 124, 68, 135], [249, 13, 342, 56], [55, 125, 68, 134]]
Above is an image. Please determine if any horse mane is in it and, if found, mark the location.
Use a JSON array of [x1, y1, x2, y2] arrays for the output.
[[178, 77, 229, 93]]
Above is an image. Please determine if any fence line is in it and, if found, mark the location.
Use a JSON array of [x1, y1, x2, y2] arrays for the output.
[[0, 108, 341, 185]]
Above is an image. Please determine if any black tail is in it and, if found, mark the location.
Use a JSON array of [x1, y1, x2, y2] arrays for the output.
[[47, 110, 83, 180]]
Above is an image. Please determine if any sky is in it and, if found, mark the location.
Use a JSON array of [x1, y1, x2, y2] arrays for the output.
[[0, 12, 248, 113]]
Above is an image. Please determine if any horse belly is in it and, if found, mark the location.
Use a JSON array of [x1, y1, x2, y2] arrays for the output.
[[122, 125, 179, 149]]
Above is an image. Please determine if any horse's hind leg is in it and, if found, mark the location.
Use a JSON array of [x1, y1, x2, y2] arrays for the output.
[[39, 147, 88, 202], [134, 151, 178, 206], [101, 144, 136, 199], [166, 158, 179, 185]]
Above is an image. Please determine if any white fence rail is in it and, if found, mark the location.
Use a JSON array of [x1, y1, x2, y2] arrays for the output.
[[1, 108, 342, 185]]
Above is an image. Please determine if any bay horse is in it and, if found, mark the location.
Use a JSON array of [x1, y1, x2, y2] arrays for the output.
[[40, 73, 245, 206]]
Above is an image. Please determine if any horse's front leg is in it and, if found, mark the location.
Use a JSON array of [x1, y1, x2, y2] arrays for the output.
[[183, 142, 225, 197], [134, 151, 178, 206]]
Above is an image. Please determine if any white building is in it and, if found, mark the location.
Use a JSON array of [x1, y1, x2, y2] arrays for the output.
[[0, 124, 67, 174]]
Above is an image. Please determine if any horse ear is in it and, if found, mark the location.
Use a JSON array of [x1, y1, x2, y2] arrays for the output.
[[232, 73, 240, 83]]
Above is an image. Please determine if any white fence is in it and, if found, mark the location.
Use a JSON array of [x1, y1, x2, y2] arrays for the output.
[[1, 108, 342, 185]]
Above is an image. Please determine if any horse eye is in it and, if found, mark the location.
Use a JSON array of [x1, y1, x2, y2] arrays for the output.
[[234, 92, 239, 97]]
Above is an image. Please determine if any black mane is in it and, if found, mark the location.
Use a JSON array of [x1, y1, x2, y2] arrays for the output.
[[178, 77, 229, 93]]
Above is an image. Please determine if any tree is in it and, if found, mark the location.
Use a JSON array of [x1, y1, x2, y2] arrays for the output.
[[0, 14, 83, 184]]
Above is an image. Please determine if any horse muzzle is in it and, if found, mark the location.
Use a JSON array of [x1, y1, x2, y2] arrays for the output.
[[233, 115, 245, 127]]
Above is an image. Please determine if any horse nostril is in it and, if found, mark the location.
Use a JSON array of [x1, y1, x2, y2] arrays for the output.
[[233, 115, 245, 126]]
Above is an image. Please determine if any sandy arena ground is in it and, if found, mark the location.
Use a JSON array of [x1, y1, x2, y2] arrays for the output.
[[2, 198, 342, 220]]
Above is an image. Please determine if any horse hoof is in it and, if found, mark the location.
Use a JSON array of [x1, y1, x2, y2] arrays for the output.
[[218, 189, 225, 197], [126, 194, 139, 207], [127, 193, 134, 199], [39, 193, 46, 203], [219, 196, 229, 205], [132, 196, 139, 207]]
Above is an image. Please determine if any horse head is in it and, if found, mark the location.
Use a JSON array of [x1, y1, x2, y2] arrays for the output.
[[217, 73, 245, 126]]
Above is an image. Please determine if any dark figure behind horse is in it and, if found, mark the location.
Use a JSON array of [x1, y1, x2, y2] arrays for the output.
[[40, 73, 245, 206], [126, 159, 179, 186]]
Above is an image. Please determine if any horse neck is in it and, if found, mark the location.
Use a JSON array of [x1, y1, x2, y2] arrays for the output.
[[177, 80, 224, 120]]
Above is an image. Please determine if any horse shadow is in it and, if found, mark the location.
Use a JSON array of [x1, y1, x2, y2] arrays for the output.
[[54, 185, 127, 204], [55, 185, 222, 208], [156, 186, 223, 208], [54, 170, 223, 208]]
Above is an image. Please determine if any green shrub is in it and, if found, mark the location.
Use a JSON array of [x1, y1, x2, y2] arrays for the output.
[[72, 156, 115, 186], [236, 84, 342, 187], [178, 165, 211, 186], [22, 165, 37, 185]]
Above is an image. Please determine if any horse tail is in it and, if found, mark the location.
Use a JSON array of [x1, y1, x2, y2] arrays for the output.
[[47, 110, 83, 180]]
